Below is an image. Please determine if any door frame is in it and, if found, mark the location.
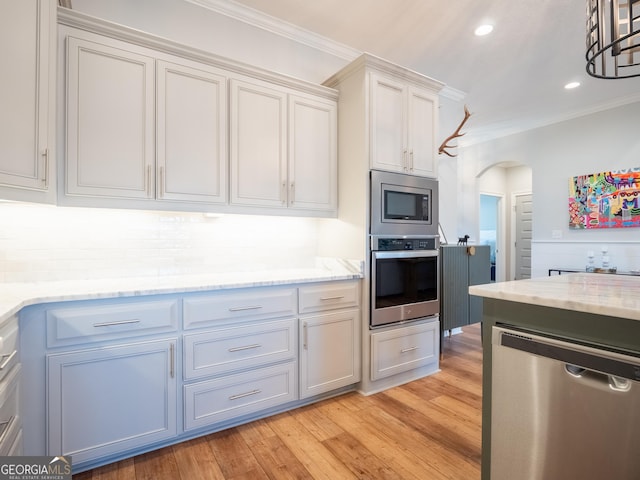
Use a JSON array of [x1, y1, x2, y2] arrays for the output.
[[479, 191, 506, 282]]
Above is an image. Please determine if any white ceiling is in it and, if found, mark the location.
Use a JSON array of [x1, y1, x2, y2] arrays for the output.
[[211, 0, 640, 146]]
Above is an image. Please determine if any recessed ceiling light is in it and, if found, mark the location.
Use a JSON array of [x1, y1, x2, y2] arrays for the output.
[[564, 81, 581, 89], [474, 24, 494, 36]]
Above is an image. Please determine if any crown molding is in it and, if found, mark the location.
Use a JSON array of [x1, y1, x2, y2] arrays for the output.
[[184, 0, 361, 61]]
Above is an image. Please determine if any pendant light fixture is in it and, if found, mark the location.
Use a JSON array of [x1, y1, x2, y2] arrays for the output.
[[586, 0, 640, 78]]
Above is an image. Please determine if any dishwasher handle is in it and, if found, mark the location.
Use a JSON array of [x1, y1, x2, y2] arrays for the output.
[[565, 363, 631, 392], [497, 328, 640, 382]]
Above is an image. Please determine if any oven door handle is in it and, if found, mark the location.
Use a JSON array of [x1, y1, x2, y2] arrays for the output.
[[373, 250, 438, 260]]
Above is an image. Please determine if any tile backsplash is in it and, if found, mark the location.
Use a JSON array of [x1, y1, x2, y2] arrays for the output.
[[0, 202, 320, 282]]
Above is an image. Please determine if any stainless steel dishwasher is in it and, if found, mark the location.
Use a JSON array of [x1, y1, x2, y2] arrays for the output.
[[491, 325, 640, 480]]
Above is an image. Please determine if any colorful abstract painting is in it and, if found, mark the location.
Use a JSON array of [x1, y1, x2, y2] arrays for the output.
[[569, 168, 640, 229]]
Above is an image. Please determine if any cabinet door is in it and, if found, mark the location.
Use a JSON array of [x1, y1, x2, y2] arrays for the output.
[[66, 36, 155, 199], [0, 0, 55, 199], [47, 339, 177, 465], [157, 60, 227, 204], [230, 79, 287, 207], [288, 94, 337, 213], [406, 86, 437, 178], [370, 73, 406, 173], [299, 309, 361, 399]]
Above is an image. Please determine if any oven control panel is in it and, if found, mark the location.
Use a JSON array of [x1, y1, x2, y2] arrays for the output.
[[371, 236, 438, 251]]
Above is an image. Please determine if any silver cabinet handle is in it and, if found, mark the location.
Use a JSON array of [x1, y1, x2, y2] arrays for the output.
[[320, 295, 345, 301], [403, 149, 408, 171], [0, 351, 17, 370], [170, 343, 175, 379], [93, 319, 141, 328], [401, 346, 419, 354], [290, 181, 295, 204], [41, 149, 49, 186], [229, 389, 261, 401], [281, 181, 287, 204], [228, 305, 263, 312], [159, 166, 164, 198], [228, 344, 261, 352], [409, 150, 414, 171], [303, 321, 308, 349]]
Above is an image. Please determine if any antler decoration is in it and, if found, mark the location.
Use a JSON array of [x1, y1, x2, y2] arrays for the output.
[[438, 105, 472, 157]]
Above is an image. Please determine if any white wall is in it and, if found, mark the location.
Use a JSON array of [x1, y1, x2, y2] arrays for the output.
[[0, 203, 320, 282], [457, 101, 640, 277]]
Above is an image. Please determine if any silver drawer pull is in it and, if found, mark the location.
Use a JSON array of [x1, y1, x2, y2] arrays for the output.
[[228, 305, 263, 312], [401, 346, 419, 354], [228, 344, 261, 353], [320, 295, 345, 301], [93, 319, 141, 328], [229, 389, 261, 401], [0, 416, 15, 443], [0, 351, 17, 370]]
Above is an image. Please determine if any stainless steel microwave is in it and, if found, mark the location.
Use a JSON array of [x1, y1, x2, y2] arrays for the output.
[[370, 169, 438, 236]]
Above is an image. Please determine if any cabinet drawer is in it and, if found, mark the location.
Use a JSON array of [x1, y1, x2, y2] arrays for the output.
[[371, 320, 439, 380], [183, 318, 296, 380], [183, 287, 297, 330], [0, 319, 19, 384], [298, 281, 359, 314], [184, 361, 297, 431], [0, 364, 20, 456], [46, 300, 179, 347]]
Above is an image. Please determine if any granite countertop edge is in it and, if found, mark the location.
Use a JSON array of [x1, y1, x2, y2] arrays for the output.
[[0, 259, 364, 326], [469, 272, 640, 322]]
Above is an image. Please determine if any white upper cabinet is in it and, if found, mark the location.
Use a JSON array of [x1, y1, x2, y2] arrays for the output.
[[156, 60, 227, 204], [0, 0, 56, 202], [370, 72, 438, 178], [230, 79, 337, 214], [65, 36, 155, 200], [230, 79, 288, 208], [289, 94, 338, 212]]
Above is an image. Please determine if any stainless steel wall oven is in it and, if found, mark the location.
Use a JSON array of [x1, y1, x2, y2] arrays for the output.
[[370, 235, 439, 328]]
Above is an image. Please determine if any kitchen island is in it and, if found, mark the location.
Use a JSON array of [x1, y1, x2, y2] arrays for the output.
[[470, 273, 640, 480]]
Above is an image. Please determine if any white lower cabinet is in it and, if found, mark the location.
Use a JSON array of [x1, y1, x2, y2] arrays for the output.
[[370, 320, 439, 381], [47, 338, 178, 464], [299, 309, 360, 399]]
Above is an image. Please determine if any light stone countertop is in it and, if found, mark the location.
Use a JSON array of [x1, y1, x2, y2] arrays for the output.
[[0, 259, 363, 326], [469, 273, 640, 321]]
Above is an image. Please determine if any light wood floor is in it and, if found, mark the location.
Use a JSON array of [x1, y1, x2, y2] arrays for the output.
[[73, 324, 482, 480]]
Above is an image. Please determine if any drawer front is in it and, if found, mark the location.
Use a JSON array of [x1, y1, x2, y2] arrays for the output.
[[298, 281, 359, 314], [184, 361, 297, 431], [0, 319, 19, 384], [46, 300, 179, 347], [183, 318, 296, 380], [0, 364, 20, 456], [183, 287, 297, 330], [371, 320, 439, 380]]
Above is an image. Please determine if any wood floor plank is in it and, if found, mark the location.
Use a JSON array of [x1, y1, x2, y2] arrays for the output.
[[266, 411, 357, 480], [248, 434, 313, 480], [206, 428, 269, 479], [134, 446, 181, 480], [171, 436, 225, 480]]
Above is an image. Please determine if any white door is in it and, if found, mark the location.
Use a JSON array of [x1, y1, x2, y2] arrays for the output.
[[515, 194, 533, 279], [0, 0, 54, 195], [406, 86, 437, 177], [66, 37, 155, 199], [288, 94, 337, 212], [370, 73, 406, 173], [47, 338, 177, 464], [230, 79, 287, 207], [157, 60, 227, 204]]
